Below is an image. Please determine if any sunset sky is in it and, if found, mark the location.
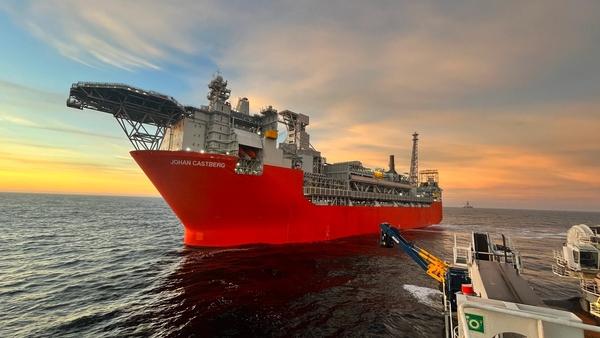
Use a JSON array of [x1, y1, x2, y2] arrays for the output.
[[1, 1, 599, 211]]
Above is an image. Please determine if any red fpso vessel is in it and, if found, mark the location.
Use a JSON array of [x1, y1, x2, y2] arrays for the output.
[[68, 76, 442, 247], [131, 151, 442, 247]]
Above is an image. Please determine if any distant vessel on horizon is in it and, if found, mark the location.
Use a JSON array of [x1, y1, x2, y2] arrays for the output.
[[463, 201, 474, 208]]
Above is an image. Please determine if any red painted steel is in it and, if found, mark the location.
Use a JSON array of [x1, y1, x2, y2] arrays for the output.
[[131, 150, 443, 247]]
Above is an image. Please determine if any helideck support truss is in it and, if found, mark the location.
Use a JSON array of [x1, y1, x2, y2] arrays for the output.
[[67, 82, 190, 150]]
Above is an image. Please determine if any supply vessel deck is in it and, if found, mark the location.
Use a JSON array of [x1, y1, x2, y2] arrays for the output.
[[379, 224, 600, 337], [66, 76, 442, 247]]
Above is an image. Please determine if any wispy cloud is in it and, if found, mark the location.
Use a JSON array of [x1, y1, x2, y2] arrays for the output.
[[0, 79, 64, 108], [0, 79, 122, 140], [0, 110, 120, 140], [0, 150, 138, 174], [0, 113, 37, 127], [1, 1, 222, 71], [32, 124, 121, 140]]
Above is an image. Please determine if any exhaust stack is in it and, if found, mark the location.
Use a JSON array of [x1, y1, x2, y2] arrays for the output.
[[387, 155, 397, 174]]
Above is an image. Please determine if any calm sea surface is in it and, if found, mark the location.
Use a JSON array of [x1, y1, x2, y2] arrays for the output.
[[2, 193, 600, 337]]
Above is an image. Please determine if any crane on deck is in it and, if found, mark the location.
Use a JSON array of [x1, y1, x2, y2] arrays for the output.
[[379, 222, 470, 312], [380, 223, 449, 283]]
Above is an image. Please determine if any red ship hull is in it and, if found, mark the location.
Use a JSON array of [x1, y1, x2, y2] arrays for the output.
[[131, 150, 442, 247]]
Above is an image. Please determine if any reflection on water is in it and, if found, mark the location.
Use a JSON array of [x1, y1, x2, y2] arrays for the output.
[[157, 233, 446, 337]]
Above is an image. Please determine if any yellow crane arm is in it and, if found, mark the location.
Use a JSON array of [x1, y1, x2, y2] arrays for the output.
[[418, 248, 449, 283], [380, 223, 449, 284]]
